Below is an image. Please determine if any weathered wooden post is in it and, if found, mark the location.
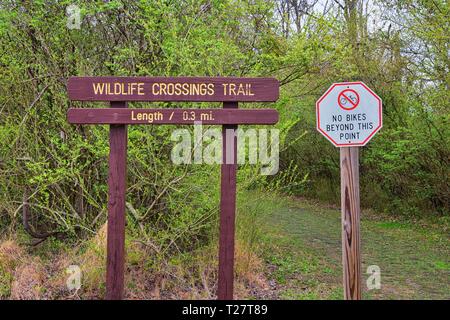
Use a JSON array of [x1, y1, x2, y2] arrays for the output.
[[67, 76, 279, 300], [340, 146, 361, 299], [106, 101, 128, 300], [316, 81, 382, 300], [218, 102, 238, 300]]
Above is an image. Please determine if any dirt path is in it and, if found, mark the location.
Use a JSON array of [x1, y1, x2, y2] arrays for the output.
[[244, 194, 450, 300]]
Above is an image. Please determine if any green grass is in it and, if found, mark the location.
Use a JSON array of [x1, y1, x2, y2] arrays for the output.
[[239, 191, 450, 300], [375, 221, 410, 229], [0, 266, 12, 298], [434, 261, 450, 271]]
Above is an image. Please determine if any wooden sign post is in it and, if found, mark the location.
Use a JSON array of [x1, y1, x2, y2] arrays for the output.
[[340, 146, 361, 299], [316, 82, 382, 300], [67, 76, 279, 300], [106, 101, 127, 300], [218, 101, 238, 300]]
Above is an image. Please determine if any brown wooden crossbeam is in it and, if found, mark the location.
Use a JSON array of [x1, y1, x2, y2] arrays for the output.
[[68, 76, 279, 102], [67, 108, 279, 125]]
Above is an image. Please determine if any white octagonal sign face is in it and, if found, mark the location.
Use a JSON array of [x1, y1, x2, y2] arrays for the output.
[[316, 81, 382, 147]]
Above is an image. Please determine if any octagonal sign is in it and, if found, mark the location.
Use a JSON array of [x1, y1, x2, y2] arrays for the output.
[[316, 82, 382, 147]]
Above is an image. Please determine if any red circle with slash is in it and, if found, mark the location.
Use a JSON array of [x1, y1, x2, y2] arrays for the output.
[[338, 89, 360, 111]]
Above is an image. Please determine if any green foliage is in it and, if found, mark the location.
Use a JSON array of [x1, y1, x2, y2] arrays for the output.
[[0, 0, 447, 258], [0, 265, 12, 298], [275, 0, 449, 216], [0, 0, 282, 245]]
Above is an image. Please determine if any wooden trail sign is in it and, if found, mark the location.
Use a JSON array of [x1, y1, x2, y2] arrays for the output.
[[68, 76, 279, 102], [316, 82, 382, 300], [67, 108, 278, 125], [67, 76, 279, 300]]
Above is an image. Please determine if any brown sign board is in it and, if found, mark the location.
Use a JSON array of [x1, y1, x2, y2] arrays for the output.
[[67, 77, 279, 102], [66, 76, 280, 301], [67, 108, 278, 125]]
